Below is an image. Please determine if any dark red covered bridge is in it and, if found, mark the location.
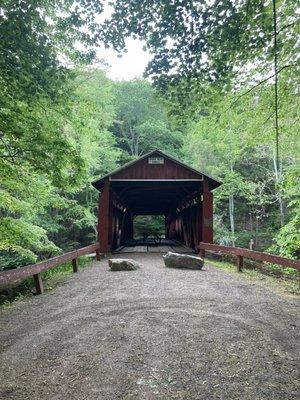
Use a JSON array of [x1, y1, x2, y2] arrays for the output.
[[92, 150, 221, 253]]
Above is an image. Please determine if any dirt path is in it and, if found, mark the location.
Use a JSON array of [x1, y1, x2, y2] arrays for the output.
[[0, 254, 299, 400]]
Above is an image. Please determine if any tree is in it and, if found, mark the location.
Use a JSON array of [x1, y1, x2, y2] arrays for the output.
[[0, 65, 121, 270], [112, 79, 182, 157], [269, 165, 300, 259], [0, 0, 105, 179], [183, 96, 251, 247], [134, 216, 165, 242], [100, 1, 298, 89], [182, 75, 299, 252], [0, 1, 117, 268], [101, 0, 299, 204]]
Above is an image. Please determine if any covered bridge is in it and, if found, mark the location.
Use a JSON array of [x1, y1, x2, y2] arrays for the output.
[[92, 150, 221, 253]]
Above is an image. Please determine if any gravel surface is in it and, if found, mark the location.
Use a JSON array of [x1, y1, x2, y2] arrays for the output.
[[0, 253, 299, 400]]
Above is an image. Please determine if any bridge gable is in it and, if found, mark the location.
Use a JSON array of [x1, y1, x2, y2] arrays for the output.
[[111, 151, 202, 181], [92, 150, 220, 191]]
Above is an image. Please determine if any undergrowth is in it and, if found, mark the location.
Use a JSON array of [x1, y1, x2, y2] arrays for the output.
[[0, 256, 91, 309], [208, 259, 300, 296]]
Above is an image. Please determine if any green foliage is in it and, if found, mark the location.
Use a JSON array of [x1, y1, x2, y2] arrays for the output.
[[101, 1, 298, 95], [181, 76, 299, 252], [134, 216, 165, 241], [112, 79, 182, 157], [0, 0, 299, 281], [0, 256, 90, 307], [0, 1, 114, 268], [270, 215, 300, 259], [269, 166, 300, 258], [213, 216, 232, 246], [0, 0, 106, 184], [0, 66, 120, 267]]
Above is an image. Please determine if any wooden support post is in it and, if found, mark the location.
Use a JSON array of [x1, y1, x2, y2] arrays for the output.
[[236, 255, 243, 272], [127, 213, 134, 240], [33, 273, 43, 295], [202, 179, 213, 244], [197, 194, 203, 249], [72, 258, 78, 273], [95, 249, 101, 261], [165, 214, 170, 240], [108, 191, 113, 249], [98, 178, 111, 253]]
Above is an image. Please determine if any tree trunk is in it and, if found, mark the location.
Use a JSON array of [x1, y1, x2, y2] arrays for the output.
[[273, 155, 285, 226], [229, 194, 235, 247], [272, 0, 285, 227], [229, 162, 235, 246], [255, 215, 259, 249]]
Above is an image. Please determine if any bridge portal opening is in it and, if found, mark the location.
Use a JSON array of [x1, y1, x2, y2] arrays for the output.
[[133, 215, 165, 244], [92, 150, 221, 253]]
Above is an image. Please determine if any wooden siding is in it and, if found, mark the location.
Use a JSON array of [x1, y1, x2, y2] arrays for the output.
[[111, 156, 203, 180]]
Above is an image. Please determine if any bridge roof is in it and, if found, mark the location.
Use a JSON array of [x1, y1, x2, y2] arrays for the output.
[[92, 150, 221, 192]]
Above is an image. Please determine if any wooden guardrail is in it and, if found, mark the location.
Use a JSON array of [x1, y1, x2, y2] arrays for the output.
[[198, 242, 300, 272], [0, 243, 102, 295]]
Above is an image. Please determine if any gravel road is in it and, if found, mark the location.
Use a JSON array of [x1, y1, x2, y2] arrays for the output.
[[0, 253, 299, 399]]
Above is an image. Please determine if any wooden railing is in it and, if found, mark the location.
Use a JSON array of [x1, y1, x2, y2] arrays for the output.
[[198, 242, 300, 272], [0, 243, 102, 295]]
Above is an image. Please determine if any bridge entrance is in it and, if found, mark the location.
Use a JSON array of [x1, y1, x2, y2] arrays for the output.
[[133, 215, 165, 243], [92, 150, 221, 253]]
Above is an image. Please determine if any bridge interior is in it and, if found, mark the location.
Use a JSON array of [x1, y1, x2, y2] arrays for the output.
[[96, 177, 214, 253], [114, 238, 194, 254], [111, 179, 202, 249]]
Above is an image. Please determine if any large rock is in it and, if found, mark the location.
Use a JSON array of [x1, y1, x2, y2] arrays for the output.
[[108, 258, 140, 271], [163, 252, 204, 270]]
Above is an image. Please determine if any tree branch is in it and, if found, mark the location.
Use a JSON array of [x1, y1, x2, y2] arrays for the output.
[[0, 150, 21, 159], [226, 64, 297, 111], [262, 111, 276, 126], [277, 21, 298, 34]]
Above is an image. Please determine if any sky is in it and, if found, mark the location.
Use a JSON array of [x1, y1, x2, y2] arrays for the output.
[[93, 3, 151, 81], [96, 38, 151, 81]]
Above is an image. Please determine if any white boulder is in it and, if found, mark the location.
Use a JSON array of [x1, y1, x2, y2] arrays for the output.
[[108, 258, 140, 271], [163, 252, 204, 270]]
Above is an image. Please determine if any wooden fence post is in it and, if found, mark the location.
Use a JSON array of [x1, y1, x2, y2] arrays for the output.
[[72, 258, 78, 273], [199, 248, 205, 259], [33, 273, 43, 295], [236, 255, 243, 272], [95, 249, 101, 261]]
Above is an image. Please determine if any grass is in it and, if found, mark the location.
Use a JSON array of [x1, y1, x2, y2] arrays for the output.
[[0, 256, 91, 309], [208, 258, 300, 296], [264, 263, 299, 277]]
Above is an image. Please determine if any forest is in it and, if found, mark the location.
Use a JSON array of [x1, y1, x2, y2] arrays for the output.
[[0, 0, 299, 272]]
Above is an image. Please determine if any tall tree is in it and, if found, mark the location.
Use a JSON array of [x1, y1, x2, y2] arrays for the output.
[[99, 0, 299, 245], [100, 1, 298, 89], [112, 79, 182, 157], [183, 76, 299, 252]]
